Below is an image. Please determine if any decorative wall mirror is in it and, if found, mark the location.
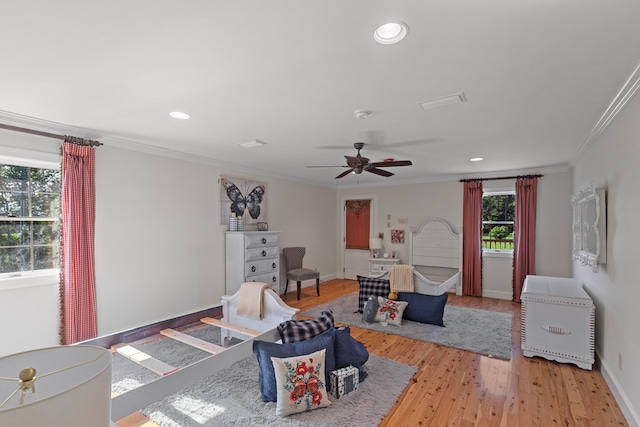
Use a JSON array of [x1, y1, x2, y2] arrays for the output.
[[571, 183, 606, 272]]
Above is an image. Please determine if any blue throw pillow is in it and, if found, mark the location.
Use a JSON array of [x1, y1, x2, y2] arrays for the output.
[[333, 327, 369, 382], [398, 292, 448, 326], [252, 328, 336, 402]]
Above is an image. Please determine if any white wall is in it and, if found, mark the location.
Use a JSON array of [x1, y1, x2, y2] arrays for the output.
[[572, 89, 640, 425], [95, 145, 339, 334]]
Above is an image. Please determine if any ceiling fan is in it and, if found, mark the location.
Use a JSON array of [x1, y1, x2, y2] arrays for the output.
[[308, 142, 413, 179]]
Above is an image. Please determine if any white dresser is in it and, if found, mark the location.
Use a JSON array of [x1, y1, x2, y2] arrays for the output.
[[521, 275, 595, 370], [368, 258, 401, 277], [225, 231, 280, 295]]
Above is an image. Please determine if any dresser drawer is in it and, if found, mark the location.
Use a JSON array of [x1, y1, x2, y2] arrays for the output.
[[245, 233, 279, 249], [245, 246, 279, 261], [245, 258, 279, 277], [246, 272, 280, 289]]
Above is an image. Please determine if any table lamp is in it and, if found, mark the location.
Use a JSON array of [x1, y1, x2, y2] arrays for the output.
[[0, 345, 112, 426], [369, 238, 383, 259]]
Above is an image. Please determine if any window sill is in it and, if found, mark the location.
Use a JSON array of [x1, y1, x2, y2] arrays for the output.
[[0, 270, 59, 291], [483, 250, 513, 259]]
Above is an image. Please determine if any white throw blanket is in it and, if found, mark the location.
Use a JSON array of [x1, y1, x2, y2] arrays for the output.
[[389, 264, 415, 293], [236, 282, 269, 320]]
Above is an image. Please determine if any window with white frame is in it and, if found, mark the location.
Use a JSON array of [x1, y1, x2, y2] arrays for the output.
[[482, 190, 515, 252], [0, 162, 60, 277]]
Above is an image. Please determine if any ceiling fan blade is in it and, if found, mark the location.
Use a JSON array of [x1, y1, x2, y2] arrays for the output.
[[366, 168, 394, 177], [369, 160, 413, 168], [306, 165, 349, 168], [335, 169, 354, 179]]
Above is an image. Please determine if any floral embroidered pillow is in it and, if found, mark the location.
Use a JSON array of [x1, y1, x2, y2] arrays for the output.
[[271, 349, 332, 416], [374, 296, 408, 326]]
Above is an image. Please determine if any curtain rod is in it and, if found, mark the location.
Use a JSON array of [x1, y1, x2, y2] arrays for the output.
[[459, 174, 543, 183], [0, 122, 103, 147]]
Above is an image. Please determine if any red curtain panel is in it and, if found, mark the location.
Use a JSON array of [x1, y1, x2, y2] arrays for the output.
[[59, 142, 98, 344], [462, 181, 483, 296]]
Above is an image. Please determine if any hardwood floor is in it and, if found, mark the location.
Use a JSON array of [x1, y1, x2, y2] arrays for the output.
[[116, 279, 628, 427]]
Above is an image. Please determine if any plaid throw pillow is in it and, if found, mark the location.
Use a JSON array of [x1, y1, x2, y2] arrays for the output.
[[277, 309, 334, 343], [356, 275, 391, 313]]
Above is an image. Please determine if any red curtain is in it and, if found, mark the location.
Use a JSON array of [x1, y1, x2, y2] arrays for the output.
[[345, 200, 370, 249], [59, 142, 98, 344], [462, 181, 483, 296], [512, 177, 538, 302]]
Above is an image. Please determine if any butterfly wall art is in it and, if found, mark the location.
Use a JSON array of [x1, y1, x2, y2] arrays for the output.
[[219, 176, 268, 225]]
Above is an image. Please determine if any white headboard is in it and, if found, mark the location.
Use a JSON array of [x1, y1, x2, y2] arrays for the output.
[[409, 218, 460, 269]]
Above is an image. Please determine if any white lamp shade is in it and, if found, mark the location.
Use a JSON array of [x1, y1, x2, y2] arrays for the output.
[[0, 345, 112, 427], [369, 238, 383, 250]]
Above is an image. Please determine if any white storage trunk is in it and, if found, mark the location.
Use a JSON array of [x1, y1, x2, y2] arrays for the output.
[[521, 275, 595, 370]]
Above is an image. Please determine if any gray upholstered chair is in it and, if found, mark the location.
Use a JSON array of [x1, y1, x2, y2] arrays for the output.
[[282, 247, 320, 300]]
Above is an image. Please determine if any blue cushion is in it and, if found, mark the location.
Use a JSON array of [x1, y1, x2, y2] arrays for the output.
[[252, 328, 336, 402], [398, 292, 448, 326], [333, 327, 369, 382]]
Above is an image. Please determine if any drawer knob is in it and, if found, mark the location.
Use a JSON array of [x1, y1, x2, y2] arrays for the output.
[[272, 276, 276, 282], [262, 250, 267, 257], [272, 262, 276, 269], [261, 237, 267, 244], [251, 265, 256, 272]]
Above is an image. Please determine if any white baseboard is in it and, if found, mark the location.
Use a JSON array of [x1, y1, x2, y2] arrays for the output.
[[596, 349, 640, 427], [482, 289, 512, 300], [282, 273, 337, 292]]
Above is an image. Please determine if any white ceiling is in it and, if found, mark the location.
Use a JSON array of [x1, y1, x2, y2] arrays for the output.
[[1, 1, 640, 187]]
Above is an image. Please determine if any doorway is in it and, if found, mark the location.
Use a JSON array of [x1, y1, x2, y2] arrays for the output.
[[342, 197, 375, 279]]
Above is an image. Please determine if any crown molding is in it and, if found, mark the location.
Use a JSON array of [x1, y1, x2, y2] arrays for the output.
[[572, 61, 640, 165]]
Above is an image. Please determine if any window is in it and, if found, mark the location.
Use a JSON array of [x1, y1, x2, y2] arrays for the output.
[[482, 191, 515, 251], [0, 163, 60, 277]]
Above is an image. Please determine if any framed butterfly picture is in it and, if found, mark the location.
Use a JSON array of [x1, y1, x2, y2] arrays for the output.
[[219, 176, 268, 225]]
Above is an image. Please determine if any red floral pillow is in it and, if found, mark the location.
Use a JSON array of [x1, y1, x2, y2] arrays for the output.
[[374, 296, 409, 326], [271, 349, 332, 416]]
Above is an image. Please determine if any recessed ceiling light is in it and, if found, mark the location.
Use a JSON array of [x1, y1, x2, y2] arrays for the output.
[[470, 157, 483, 162], [374, 22, 409, 45], [169, 111, 191, 120]]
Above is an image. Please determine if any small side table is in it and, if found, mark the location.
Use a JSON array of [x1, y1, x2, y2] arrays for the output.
[[368, 258, 400, 277]]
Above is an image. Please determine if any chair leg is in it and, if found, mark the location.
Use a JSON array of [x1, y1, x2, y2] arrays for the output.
[[316, 278, 320, 296], [297, 281, 301, 300], [284, 279, 289, 295]]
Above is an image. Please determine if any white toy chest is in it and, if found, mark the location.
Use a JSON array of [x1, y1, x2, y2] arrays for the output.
[[521, 275, 595, 370]]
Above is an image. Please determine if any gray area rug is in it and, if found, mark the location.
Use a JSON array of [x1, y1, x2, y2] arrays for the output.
[[112, 325, 417, 426], [303, 292, 513, 360]]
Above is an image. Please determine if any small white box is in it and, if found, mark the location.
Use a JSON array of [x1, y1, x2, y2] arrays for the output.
[[521, 275, 595, 370], [329, 366, 359, 398]]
